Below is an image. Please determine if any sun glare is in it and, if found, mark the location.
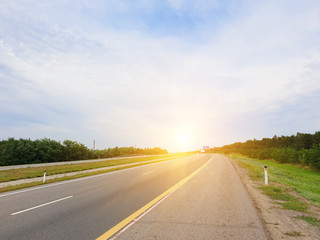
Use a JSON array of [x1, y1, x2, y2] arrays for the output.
[[174, 127, 193, 152]]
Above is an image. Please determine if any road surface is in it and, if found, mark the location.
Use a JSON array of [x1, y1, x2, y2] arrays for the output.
[[0, 154, 269, 240]]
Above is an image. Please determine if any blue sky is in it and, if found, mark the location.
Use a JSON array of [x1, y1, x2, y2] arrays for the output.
[[1, 0, 320, 152]]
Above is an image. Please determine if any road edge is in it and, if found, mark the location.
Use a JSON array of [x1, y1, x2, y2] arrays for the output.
[[228, 154, 320, 240], [227, 155, 272, 240]]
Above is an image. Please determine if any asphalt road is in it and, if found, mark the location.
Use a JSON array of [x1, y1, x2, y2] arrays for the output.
[[116, 154, 269, 240], [0, 154, 210, 240], [0, 154, 269, 240]]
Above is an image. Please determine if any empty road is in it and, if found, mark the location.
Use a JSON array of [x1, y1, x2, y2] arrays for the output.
[[0, 154, 269, 240]]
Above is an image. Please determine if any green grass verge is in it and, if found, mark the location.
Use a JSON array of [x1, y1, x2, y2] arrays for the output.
[[231, 154, 320, 207], [0, 155, 192, 193], [295, 216, 320, 228], [259, 185, 308, 212], [0, 154, 190, 183]]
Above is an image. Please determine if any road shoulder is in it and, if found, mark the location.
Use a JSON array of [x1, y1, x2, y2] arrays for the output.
[[230, 156, 320, 239]]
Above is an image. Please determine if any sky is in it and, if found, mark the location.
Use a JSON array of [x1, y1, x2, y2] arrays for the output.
[[0, 0, 320, 152]]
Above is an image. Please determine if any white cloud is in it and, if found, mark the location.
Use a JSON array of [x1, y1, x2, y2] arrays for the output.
[[166, 0, 185, 10], [0, 0, 320, 151]]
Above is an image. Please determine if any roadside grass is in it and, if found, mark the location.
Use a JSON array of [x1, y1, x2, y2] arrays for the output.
[[0, 154, 190, 183], [259, 185, 308, 212], [284, 231, 303, 237], [230, 154, 320, 207], [0, 155, 192, 193], [234, 157, 264, 181], [295, 216, 320, 228]]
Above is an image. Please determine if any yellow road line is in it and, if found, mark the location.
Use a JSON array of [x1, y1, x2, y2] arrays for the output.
[[96, 156, 213, 240]]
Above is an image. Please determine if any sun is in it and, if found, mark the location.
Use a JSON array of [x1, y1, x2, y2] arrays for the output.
[[174, 127, 193, 152], [177, 130, 191, 144]]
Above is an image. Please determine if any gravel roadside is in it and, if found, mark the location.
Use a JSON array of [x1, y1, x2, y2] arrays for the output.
[[229, 155, 320, 240]]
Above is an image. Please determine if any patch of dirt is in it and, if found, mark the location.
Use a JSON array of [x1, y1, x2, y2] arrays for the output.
[[229, 157, 320, 240]]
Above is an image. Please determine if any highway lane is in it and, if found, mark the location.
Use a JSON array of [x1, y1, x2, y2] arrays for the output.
[[0, 154, 210, 240], [115, 154, 269, 240]]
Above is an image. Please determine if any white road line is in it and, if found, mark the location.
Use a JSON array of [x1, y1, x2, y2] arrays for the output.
[[0, 155, 195, 198], [11, 195, 73, 216], [142, 171, 153, 175]]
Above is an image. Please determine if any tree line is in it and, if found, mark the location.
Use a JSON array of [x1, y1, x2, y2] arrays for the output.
[[210, 132, 320, 170], [0, 138, 168, 166]]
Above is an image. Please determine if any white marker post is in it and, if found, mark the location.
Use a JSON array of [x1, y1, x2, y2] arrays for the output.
[[43, 170, 46, 183], [264, 166, 268, 185]]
